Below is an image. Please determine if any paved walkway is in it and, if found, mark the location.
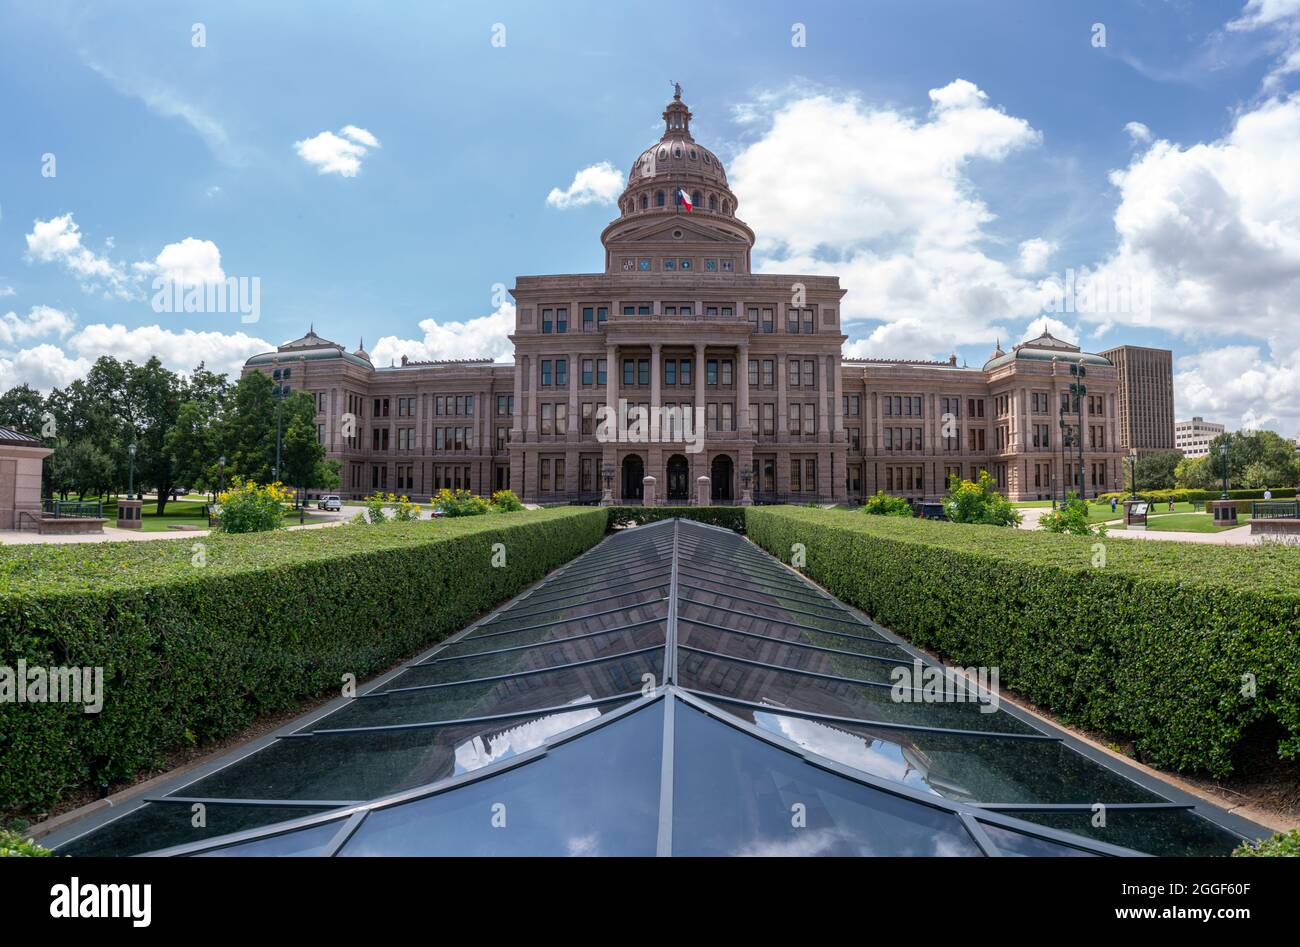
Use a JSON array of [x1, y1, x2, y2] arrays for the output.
[[1016, 505, 1258, 545]]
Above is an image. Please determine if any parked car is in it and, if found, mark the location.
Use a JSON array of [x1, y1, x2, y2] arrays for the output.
[[318, 495, 342, 511]]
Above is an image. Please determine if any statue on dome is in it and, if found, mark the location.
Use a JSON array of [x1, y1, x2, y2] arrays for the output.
[[671, 80, 681, 100]]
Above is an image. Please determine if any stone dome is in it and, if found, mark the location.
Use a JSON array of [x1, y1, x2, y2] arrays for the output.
[[615, 87, 740, 219]]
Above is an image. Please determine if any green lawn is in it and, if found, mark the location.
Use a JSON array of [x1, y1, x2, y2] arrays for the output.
[[1120, 511, 1250, 533], [99, 496, 307, 532], [1012, 500, 1054, 508]]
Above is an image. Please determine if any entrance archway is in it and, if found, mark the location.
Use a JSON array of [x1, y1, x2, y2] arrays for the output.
[[622, 455, 645, 501], [710, 455, 733, 501], [666, 454, 689, 502]]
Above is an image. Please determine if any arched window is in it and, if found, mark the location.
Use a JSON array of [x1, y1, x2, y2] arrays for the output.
[[641, 194, 648, 210], [708, 195, 717, 211], [723, 201, 731, 215], [655, 191, 665, 207], [692, 191, 702, 207]]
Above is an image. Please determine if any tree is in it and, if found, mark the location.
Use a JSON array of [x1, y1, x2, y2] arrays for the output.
[[220, 371, 278, 485], [1135, 450, 1181, 491], [121, 357, 187, 515], [280, 391, 328, 496], [0, 384, 47, 436], [164, 364, 230, 496], [943, 471, 1022, 527], [1175, 455, 1216, 490]]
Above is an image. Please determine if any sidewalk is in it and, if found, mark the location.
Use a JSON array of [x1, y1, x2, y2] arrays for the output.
[[1016, 505, 1257, 545]]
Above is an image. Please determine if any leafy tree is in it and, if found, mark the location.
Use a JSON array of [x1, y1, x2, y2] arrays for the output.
[[280, 390, 327, 498], [164, 365, 230, 496], [220, 371, 278, 485], [0, 384, 47, 437], [1174, 455, 1216, 490], [122, 357, 187, 515], [1135, 450, 1181, 491], [943, 471, 1022, 527]]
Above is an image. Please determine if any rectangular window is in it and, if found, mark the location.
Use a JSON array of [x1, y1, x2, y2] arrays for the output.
[[706, 360, 718, 385], [555, 359, 567, 386], [789, 403, 801, 435], [623, 359, 635, 386], [789, 360, 800, 387], [540, 403, 553, 435], [748, 359, 759, 386], [680, 359, 692, 386], [583, 307, 594, 331], [791, 459, 802, 492], [597, 306, 608, 325], [804, 403, 815, 435], [540, 458, 551, 491], [541, 360, 553, 387], [665, 359, 677, 386], [555, 403, 567, 435], [721, 360, 733, 386], [597, 359, 607, 385], [556, 309, 568, 333], [542, 309, 553, 333], [582, 359, 593, 385], [638, 359, 649, 385], [762, 360, 774, 386], [581, 402, 594, 436]]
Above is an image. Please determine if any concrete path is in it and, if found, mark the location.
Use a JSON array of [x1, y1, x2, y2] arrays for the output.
[[1016, 505, 1258, 545]]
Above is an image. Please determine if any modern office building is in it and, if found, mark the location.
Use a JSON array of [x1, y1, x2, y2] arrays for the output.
[[244, 91, 1132, 503], [1174, 416, 1225, 458], [1098, 344, 1175, 456]]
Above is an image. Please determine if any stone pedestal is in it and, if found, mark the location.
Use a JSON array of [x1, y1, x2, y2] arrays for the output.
[[1210, 499, 1238, 526], [600, 488, 613, 507], [117, 498, 143, 529], [642, 475, 656, 506], [696, 476, 711, 506]]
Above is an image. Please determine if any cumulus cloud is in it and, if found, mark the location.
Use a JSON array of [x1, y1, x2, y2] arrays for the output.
[[546, 161, 624, 208], [370, 301, 516, 365], [0, 284, 15, 298], [731, 81, 1045, 357], [1226, 0, 1300, 32], [0, 305, 76, 345], [66, 324, 272, 379], [135, 237, 226, 285], [1021, 315, 1079, 345], [294, 125, 381, 177], [1174, 342, 1300, 434], [24, 214, 136, 299], [0, 344, 91, 392], [1017, 238, 1056, 274]]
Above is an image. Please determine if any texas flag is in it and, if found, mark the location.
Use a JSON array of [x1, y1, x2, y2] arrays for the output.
[[677, 188, 693, 212]]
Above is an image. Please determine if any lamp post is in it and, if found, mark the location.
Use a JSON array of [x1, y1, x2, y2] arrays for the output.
[[127, 442, 137, 500], [1128, 448, 1138, 499], [272, 367, 291, 484], [218, 456, 226, 493], [1219, 442, 1230, 501], [601, 461, 614, 506], [1070, 364, 1087, 500], [741, 465, 754, 506]]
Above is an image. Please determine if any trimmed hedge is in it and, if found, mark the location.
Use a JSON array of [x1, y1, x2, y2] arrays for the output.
[[606, 505, 747, 532], [745, 506, 1300, 777], [0, 507, 606, 813], [1098, 487, 1297, 503]]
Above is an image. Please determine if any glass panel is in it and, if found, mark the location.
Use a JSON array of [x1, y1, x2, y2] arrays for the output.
[[175, 700, 634, 801], [304, 652, 660, 731], [337, 700, 664, 856], [675, 609, 907, 657], [677, 591, 876, 637], [438, 606, 666, 658], [677, 624, 901, 685], [671, 701, 983, 856], [705, 699, 1163, 804], [474, 585, 670, 636], [54, 802, 338, 857], [978, 821, 1098, 857], [680, 651, 1036, 734], [195, 818, 346, 857], [384, 626, 664, 689], [1009, 807, 1245, 857]]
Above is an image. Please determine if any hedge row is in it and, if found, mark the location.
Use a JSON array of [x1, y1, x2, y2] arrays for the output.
[[606, 505, 747, 532], [744, 507, 1300, 777], [1097, 487, 1297, 503], [0, 507, 606, 813]]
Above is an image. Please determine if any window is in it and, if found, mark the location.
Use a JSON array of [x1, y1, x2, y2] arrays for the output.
[[582, 359, 593, 385], [638, 359, 650, 385], [542, 310, 553, 334], [762, 360, 774, 386], [680, 359, 692, 386], [623, 359, 635, 386], [706, 360, 718, 385], [664, 258, 677, 271], [789, 360, 801, 387], [583, 307, 594, 331], [804, 403, 816, 435], [597, 306, 608, 326], [597, 359, 607, 386], [541, 360, 552, 387], [556, 309, 568, 333], [540, 403, 553, 435], [721, 360, 733, 385], [655, 191, 665, 207], [665, 360, 677, 386], [748, 359, 759, 386], [555, 358, 567, 386], [581, 403, 594, 436]]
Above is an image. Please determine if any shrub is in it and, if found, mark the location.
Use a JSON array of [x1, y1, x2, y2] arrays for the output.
[[605, 505, 747, 532], [490, 489, 525, 512], [744, 506, 1300, 777], [391, 494, 421, 522], [434, 488, 491, 517], [0, 827, 50, 857], [1234, 828, 1300, 857], [943, 471, 1022, 527], [1040, 492, 1107, 536], [215, 479, 291, 533], [861, 491, 913, 517], [0, 507, 606, 814]]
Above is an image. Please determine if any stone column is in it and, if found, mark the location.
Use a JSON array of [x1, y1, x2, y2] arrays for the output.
[[696, 475, 711, 506], [526, 355, 538, 437], [568, 353, 579, 444], [642, 475, 657, 506], [777, 354, 789, 435], [817, 355, 829, 442], [694, 342, 706, 442], [737, 343, 751, 438], [832, 357, 844, 438], [650, 342, 662, 443]]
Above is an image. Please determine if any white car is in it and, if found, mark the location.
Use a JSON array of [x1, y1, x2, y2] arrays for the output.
[[318, 495, 342, 511]]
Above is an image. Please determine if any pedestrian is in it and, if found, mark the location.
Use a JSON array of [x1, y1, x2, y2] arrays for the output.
[[1264, 488, 1273, 500], [1110, 496, 1117, 514]]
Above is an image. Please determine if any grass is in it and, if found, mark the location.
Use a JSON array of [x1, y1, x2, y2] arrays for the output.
[[1122, 512, 1250, 533], [99, 496, 308, 532]]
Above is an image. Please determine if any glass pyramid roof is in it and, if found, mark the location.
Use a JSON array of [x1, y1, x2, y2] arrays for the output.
[[51, 519, 1255, 857]]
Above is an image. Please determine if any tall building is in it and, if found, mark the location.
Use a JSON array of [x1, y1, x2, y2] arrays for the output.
[[243, 91, 1132, 503], [1098, 345, 1175, 456], [1174, 416, 1225, 458]]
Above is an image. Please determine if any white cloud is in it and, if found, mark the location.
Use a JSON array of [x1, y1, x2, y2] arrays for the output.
[[66, 324, 272, 379], [370, 301, 516, 366], [24, 214, 136, 299], [1021, 315, 1079, 345], [1124, 121, 1152, 144], [294, 126, 381, 177], [731, 82, 1044, 357], [1017, 238, 1056, 274], [135, 238, 226, 285], [546, 161, 624, 208], [1174, 342, 1300, 432], [1227, 0, 1300, 32], [0, 284, 15, 298], [0, 305, 76, 345], [0, 344, 90, 392]]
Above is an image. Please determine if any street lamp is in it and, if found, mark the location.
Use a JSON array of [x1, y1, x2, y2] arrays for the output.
[[602, 461, 614, 495], [272, 367, 291, 484], [1070, 363, 1087, 500], [127, 442, 137, 500], [218, 456, 226, 493], [1128, 448, 1138, 499], [1219, 442, 1230, 500]]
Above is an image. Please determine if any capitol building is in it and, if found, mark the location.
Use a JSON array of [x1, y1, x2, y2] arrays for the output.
[[244, 91, 1138, 504]]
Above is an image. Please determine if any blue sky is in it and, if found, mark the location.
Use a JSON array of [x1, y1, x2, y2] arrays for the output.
[[2, 1, 1299, 432]]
